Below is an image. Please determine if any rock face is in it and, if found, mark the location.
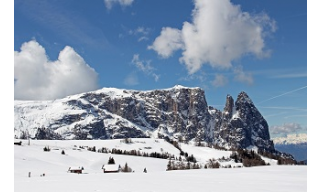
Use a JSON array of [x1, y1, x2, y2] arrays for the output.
[[212, 92, 274, 152], [14, 86, 275, 152]]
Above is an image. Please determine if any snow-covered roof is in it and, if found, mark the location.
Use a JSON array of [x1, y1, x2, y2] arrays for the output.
[[68, 166, 83, 170], [102, 164, 120, 171]]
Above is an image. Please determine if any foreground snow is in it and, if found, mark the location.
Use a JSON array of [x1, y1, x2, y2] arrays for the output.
[[14, 139, 307, 192], [15, 166, 306, 192]]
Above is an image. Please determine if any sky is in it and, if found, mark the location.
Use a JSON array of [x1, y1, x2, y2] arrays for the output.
[[12, 0, 308, 138]]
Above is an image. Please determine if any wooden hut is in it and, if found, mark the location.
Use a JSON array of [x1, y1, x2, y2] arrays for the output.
[[102, 164, 121, 173], [68, 167, 83, 174]]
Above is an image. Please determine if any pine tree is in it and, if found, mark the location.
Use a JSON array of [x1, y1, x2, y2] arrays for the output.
[[108, 157, 115, 164], [167, 160, 172, 171], [122, 162, 132, 172]]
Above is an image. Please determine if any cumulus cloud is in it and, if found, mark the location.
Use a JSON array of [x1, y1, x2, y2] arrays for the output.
[[148, 27, 184, 58], [270, 123, 305, 137], [212, 74, 228, 87], [14, 40, 99, 100], [104, 0, 134, 10], [149, 0, 276, 74], [131, 54, 160, 82]]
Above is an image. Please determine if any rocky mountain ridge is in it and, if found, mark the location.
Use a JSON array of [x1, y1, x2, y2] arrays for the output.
[[14, 85, 275, 152]]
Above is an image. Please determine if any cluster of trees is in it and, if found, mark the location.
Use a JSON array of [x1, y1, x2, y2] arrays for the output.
[[87, 146, 96, 152], [204, 158, 220, 169], [164, 137, 197, 163], [108, 157, 115, 164], [164, 137, 182, 152], [110, 148, 175, 160], [180, 150, 197, 163], [210, 144, 229, 151], [97, 147, 108, 153], [43, 146, 50, 152], [84, 145, 181, 161], [19, 130, 30, 139], [229, 149, 268, 167], [166, 160, 201, 171], [257, 149, 297, 165], [121, 138, 133, 144]]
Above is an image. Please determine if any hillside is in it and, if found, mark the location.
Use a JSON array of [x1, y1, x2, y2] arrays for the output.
[[14, 139, 306, 192]]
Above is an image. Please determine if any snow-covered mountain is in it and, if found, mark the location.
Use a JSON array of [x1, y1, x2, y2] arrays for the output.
[[273, 134, 307, 162], [15, 85, 275, 152], [273, 134, 307, 145]]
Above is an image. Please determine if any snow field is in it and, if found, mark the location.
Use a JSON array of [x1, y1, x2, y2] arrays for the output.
[[14, 139, 307, 192]]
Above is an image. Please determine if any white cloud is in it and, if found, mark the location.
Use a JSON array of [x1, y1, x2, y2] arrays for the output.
[[212, 74, 228, 87], [148, 27, 184, 58], [152, 74, 160, 82], [270, 123, 305, 137], [138, 36, 149, 42], [14, 40, 99, 100], [131, 54, 160, 82], [233, 66, 254, 85], [149, 0, 276, 74], [104, 0, 134, 10], [135, 27, 149, 35], [129, 27, 151, 42]]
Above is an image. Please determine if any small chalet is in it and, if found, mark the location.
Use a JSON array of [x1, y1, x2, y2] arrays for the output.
[[14, 140, 22, 145], [68, 167, 84, 174], [102, 164, 121, 173]]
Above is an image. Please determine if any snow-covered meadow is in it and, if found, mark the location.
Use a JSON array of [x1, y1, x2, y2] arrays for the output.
[[14, 139, 307, 192]]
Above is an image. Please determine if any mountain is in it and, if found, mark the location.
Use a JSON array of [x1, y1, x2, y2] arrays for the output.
[[273, 134, 307, 162], [210, 92, 274, 151], [14, 85, 275, 152]]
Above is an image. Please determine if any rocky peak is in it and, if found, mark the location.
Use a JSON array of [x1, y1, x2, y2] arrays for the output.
[[212, 91, 275, 152], [223, 94, 234, 119]]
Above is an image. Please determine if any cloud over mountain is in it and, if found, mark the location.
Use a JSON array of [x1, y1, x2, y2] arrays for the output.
[[270, 123, 305, 137], [14, 40, 99, 100], [149, 0, 276, 74]]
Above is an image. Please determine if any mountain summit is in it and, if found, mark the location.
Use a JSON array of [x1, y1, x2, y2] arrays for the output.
[[211, 91, 274, 151], [14, 86, 275, 152]]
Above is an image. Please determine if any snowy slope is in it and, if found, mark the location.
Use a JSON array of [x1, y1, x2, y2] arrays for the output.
[[14, 139, 307, 192]]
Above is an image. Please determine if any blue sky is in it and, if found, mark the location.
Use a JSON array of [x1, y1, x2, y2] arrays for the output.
[[13, 0, 307, 138]]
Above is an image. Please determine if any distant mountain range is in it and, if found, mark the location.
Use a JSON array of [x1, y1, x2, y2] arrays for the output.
[[273, 134, 307, 162], [14, 85, 284, 154]]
